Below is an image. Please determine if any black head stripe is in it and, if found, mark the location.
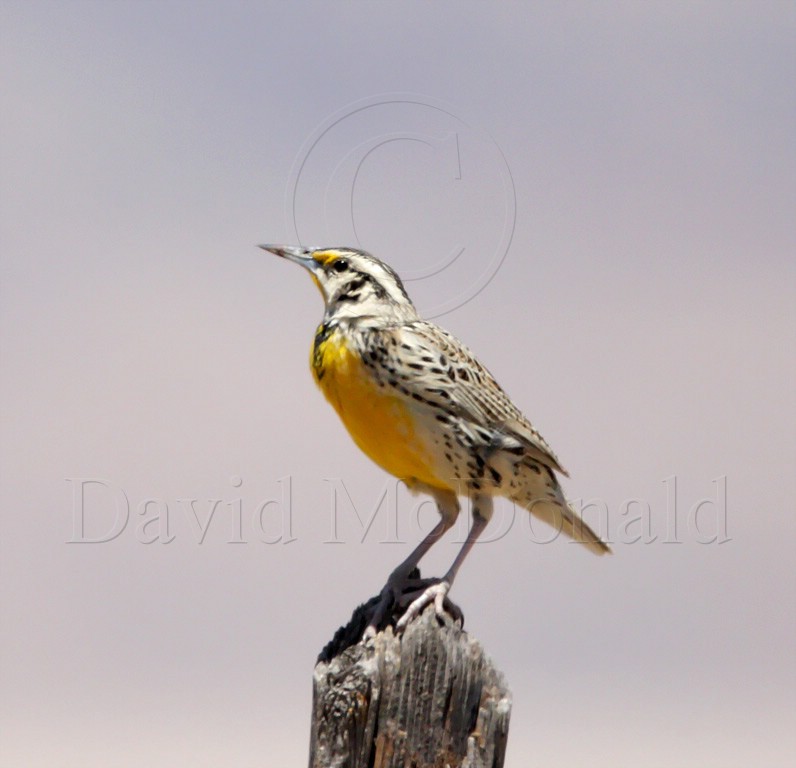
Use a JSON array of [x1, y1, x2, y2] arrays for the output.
[[329, 248, 413, 307], [378, 262, 409, 300]]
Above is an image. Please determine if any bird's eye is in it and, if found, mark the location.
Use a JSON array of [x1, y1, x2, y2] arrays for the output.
[[332, 259, 349, 273]]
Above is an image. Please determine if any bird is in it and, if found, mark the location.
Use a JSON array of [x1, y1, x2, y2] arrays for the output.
[[261, 244, 611, 634]]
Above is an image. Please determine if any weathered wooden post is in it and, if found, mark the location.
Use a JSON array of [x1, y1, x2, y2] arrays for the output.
[[309, 598, 512, 768]]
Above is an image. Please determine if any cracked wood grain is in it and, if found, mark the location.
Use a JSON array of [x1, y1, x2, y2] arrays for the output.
[[309, 604, 511, 768]]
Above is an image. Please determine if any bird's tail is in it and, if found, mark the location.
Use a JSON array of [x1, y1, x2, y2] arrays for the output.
[[513, 492, 612, 555]]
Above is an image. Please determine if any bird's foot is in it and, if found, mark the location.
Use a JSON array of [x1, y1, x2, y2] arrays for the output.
[[362, 572, 462, 639], [362, 569, 416, 639], [362, 583, 397, 639], [395, 578, 462, 633]]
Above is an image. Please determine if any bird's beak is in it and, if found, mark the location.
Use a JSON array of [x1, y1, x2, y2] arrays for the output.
[[258, 244, 317, 270]]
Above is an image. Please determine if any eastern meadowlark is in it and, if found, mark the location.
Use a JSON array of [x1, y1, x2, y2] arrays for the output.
[[261, 245, 610, 634]]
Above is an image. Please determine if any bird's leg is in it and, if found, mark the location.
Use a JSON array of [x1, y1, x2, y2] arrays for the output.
[[387, 520, 449, 590], [363, 489, 459, 638], [395, 494, 493, 633], [363, 519, 450, 636]]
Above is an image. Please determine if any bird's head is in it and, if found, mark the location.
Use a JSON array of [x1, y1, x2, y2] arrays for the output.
[[260, 245, 418, 325]]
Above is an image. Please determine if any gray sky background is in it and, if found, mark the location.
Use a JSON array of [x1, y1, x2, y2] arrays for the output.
[[2, 2, 794, 766]]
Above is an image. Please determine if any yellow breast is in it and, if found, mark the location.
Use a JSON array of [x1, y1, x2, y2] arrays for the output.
[[311, 328, 447, 489]]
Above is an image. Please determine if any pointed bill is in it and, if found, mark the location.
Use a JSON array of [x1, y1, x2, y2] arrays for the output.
[[258, 244, 317, 269]]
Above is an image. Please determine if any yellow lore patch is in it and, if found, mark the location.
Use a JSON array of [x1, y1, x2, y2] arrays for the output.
[[311, 249, 342, 266], [311, 328, 447, 489]]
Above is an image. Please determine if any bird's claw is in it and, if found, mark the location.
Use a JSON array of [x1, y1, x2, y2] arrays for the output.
[[362, 580, 402, 639], [395, 579, 462, 632], [362, 575, 462, 638]]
